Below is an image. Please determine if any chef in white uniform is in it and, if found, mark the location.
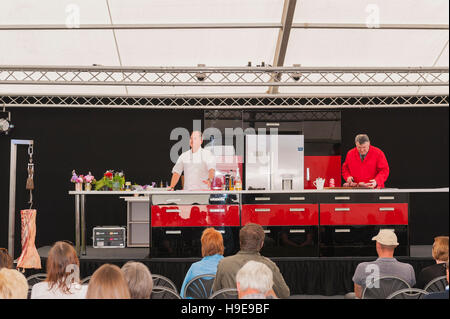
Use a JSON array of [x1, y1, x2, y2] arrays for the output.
[[168, 131, 216, 191]]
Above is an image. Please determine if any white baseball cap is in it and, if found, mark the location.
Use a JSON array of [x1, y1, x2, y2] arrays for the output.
[[372, 229, 399, 246]]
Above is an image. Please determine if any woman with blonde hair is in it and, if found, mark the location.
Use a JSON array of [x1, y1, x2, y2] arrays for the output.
[[0, 268, 28, 299], [416, 236, 449, 289], [31, 241, 87, 299], [86, 264, 130, 299], [180, 227, 224, 298], [121, 261, 153, 299]]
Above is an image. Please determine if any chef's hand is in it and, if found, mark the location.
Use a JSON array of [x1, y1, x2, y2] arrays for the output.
[[167, 186, 175, 191], [346, 176, 357, 187], [202, 179, 212, 189], [367, 179, 377, 189]]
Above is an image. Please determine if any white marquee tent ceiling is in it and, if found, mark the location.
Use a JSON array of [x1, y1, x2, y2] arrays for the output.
[[0, 0, 448, 96]]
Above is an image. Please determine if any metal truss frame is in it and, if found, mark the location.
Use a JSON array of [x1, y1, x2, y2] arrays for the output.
[[1, 94, 447, 109], [0, 66, 448, 87]]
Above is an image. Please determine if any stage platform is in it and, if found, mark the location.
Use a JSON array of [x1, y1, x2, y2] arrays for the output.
[[31, 245, 435, 296]]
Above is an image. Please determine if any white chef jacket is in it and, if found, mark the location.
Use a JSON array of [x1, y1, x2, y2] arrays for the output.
[[172, 147, 216, 190]]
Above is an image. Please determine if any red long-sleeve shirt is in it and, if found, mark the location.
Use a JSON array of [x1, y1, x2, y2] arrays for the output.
[[342, 145, 389, 188]]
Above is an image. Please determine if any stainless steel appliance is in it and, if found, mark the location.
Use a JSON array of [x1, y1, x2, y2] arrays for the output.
[[245, 134, 304, 190]]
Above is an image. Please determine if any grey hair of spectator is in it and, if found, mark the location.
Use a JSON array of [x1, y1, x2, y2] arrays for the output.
[[236, 260, 273, 294], [121, 261, 153, 299]]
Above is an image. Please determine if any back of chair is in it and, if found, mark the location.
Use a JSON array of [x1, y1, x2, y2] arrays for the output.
[[150, 286, 181, 299], [387, 288, 429, 299], [80, 276, 91, 285], [209, 288, 239, 299], [424, 276, 448, 293], [362, 276, 410, 299], [183, 274, 216, 299], [26, 273, 47, 299], [152, 274, 178, 293], [26, 273, 47, 287]]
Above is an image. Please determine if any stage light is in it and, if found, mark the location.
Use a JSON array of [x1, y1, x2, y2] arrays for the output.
[[0, 110, 14, 135], [292, 64, 302, 81], [195, 64, 206, 81]]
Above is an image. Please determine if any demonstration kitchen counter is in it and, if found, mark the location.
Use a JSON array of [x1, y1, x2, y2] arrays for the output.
[[69, 188, 448, 256]]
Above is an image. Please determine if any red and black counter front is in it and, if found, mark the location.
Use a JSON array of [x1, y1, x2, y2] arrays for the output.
[[148, 190, 409, 258], [69, 188, 448, 257]]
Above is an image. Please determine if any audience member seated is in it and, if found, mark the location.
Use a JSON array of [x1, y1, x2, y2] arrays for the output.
[[31, 241, 87, 299], [0, 248, 14, 270], [180, 227, 224, 298], [212, 223, 290, 299], [424, 259, 449, 299], [0, 268, 28, 299], [350, 229, 416, 299], [86, 264, 130, 299], [416, 236, 448, 289], [121, 261, 153, 299], [236, 261, 277, 299]]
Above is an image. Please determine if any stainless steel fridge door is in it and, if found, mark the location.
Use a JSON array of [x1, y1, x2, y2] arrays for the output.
[[271, 135, 304, 190], [245, 134, 270, 190]]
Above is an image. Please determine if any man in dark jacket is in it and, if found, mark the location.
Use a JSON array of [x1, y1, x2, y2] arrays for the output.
[[212, 223, 290, 299]]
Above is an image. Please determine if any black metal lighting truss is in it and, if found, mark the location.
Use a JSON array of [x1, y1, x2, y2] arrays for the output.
[[0, 94, 448, 109]]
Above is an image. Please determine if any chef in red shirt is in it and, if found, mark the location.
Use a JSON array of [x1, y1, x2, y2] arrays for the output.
[[342, 134, 389, 188]]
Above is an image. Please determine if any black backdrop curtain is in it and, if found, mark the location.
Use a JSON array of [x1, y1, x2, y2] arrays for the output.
[[0, 107, 448, 253]]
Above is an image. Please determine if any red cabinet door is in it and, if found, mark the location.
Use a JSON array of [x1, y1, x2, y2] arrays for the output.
[[151, 205, 240, 227], [206, 205, 240, 226], [304, 156, 342, 189], [320, 203, 408, 225], [241, 204, 319, 226]]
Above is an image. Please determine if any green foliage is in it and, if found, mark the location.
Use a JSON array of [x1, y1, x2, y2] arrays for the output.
[[93, 171, 125, 190]]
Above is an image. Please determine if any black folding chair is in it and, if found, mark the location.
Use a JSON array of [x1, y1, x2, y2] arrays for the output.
[[362, 276, 410, 299], [150, 286, 182, 299], [424, 276, 448, 293], [209, 288, 239, 299], [80, 276, 92, 285], [26, 273, 47, 299], [26, 273, 47, 286], [152, 274, 178, 293], [183, 274, 216, 299], [387, 288, 429, 299]]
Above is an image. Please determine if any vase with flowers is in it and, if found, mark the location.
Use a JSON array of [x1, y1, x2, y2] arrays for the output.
[[83, 172, 95, 191], [71, 170, 84, 191]]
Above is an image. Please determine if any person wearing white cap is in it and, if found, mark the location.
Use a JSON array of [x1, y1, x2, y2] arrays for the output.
[[350, 229, 416, 299]]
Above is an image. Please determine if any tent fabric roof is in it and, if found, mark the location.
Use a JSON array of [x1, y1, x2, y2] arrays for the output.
[[0, 0, 448, 96]]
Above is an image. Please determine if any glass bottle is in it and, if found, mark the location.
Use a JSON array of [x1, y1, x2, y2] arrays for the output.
[[234, 168, 242, 191]]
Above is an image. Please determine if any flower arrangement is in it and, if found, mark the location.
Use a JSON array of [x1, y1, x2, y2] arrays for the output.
[[71, 170, 84, 191], [71, 170, 84, 184], [94, 170, 125, 191], [83, 172, 95, 184], [83, 172, 95, 191]]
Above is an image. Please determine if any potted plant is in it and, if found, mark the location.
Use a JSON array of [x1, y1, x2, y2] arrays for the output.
[[111, 171, 125, 191], [93, 170, 125, 191]]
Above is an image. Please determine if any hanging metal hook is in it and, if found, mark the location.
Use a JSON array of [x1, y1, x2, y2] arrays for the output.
[[26, 143, 35, 209]]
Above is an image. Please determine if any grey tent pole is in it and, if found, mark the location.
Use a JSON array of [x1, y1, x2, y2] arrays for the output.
[[8, 139, 34, 258]]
